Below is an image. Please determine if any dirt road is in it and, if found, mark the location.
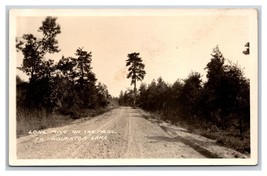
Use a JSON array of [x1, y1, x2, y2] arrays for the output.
[[17, 107, 246, 159]]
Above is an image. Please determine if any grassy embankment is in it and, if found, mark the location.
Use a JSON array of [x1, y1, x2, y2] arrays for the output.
[[143, 111, 250, 155], [16, 105, 117, 138]]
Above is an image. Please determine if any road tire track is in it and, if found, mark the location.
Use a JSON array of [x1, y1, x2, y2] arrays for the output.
[[16, 107, 244, 159]]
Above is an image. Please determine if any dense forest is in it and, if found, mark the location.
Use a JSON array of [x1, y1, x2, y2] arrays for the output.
[[16, 17, 111, 135], [119, 45, 250, 153]]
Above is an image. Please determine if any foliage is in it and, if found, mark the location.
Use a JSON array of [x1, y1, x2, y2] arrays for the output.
[[51, 47, 109, 110], [243, 42, 250, 55], [126, 52, 146, 107], [16, 17, 111, 119], [118, 89, 134, 106], [16, 16, 61, 80], [180, 72, 202, 121], [203, 46, 250, 131], [120, 45, 250, 139]]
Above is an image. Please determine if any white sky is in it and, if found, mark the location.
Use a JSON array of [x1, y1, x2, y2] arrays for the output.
[[15, 9, 255, 97]]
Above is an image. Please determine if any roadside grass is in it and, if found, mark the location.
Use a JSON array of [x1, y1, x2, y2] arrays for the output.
[[57, 107, 112, 119], [199, 130, 250, 155], [142, 110, 250, 155], [16, 106, 117, 138], [16, 108, 72, 138], [180, 121, 250, 155]]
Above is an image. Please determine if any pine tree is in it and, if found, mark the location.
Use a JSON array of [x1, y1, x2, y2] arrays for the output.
[[126, 52, 146, 107], [16, 16, 61, 81]]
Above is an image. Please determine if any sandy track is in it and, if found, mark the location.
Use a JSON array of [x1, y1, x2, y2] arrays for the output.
[[17, 107, 246, 159]]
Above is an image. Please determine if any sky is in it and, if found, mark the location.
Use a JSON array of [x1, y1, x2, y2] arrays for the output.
[[15, 9, 256, 97]]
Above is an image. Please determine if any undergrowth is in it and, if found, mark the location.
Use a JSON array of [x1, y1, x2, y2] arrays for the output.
[[16, 106, 116, 138], [144, 110, 250, 155]]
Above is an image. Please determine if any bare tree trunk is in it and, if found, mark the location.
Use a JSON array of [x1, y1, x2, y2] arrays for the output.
[[134, 80, 137, 108]]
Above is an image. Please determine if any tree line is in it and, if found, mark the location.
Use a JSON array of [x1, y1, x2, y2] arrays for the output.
[[16, 16, 250, 135], [16, 16, 110, 118], [119, 46, 250, 135]]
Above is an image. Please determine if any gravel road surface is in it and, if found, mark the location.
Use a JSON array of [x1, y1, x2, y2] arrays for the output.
[[17, 107, 246, 159]]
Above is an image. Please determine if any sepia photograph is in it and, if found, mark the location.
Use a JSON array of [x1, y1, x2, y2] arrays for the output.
[[9, 8, 258, 166]]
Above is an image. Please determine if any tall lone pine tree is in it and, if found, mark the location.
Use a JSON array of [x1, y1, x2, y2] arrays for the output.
[[126, 52, 146, 107]]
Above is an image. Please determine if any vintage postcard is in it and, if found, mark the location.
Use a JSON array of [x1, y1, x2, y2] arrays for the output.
[[9, 8, 258, 166]]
